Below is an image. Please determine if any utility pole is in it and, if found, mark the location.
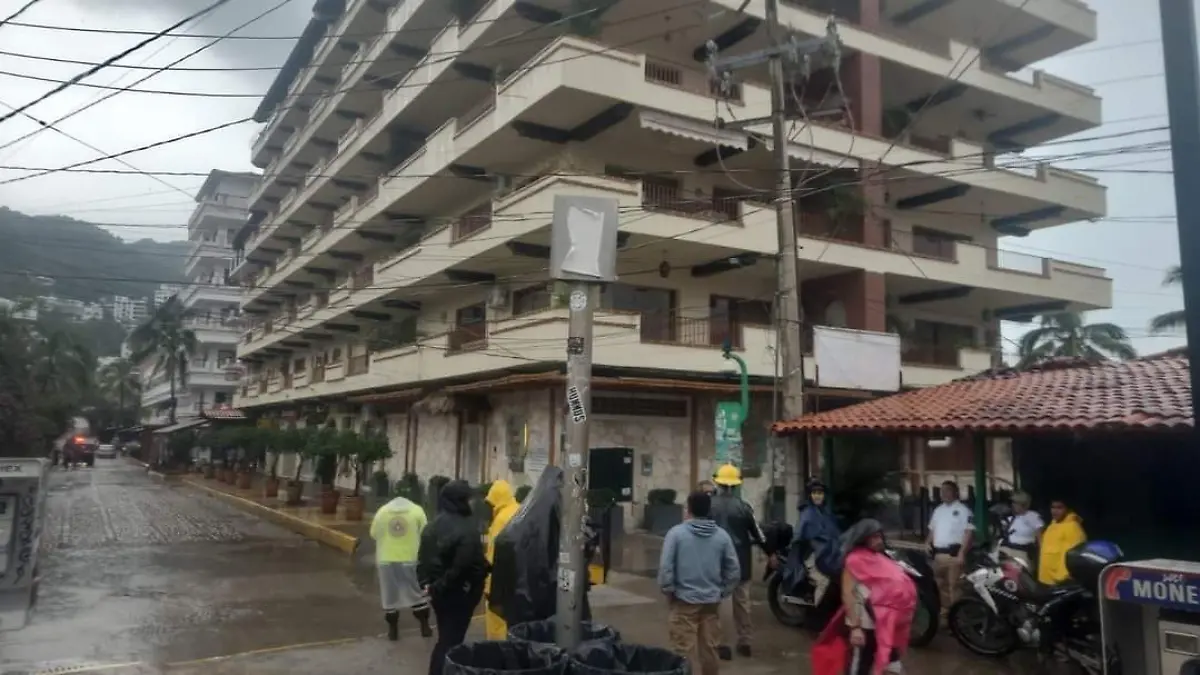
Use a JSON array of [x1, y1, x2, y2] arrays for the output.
[[548, 195, 620, 650], [707, 12, 839, 481], [1158, 0, 1200, 409]]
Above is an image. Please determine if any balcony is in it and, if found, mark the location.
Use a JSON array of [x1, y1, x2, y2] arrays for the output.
[[238, 307, 995, 408]]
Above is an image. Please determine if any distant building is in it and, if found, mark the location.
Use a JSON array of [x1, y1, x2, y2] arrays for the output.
[[109, 296, 148, 325], [81, 302, 105, 322], [0, 297, 37, 321], [154, 284, 183, 307]]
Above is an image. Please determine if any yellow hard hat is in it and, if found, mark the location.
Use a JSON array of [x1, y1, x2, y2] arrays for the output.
[[713, 464, 742, 486]]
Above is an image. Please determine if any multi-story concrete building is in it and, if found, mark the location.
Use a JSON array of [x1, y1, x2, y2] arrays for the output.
[[231, 0, 1108, 511], [142, 170, 256, 424], [154, 284, 184, 307], [109, 295, 148, 325]]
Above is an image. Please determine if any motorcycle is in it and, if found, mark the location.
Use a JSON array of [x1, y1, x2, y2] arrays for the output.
[[761, 522, 940, 648], [948, 535, 1121, 674]]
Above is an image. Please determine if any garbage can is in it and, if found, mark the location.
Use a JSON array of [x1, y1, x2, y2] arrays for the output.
[[570, 643, 689, 675], [445, 640, 569, 675], [508, 618, 621, 650]]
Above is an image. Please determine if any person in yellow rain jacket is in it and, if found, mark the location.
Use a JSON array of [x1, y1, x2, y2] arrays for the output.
[[370, 494, 432, 641], [484, 480, 521, 639], [1038, 499, 1087, 586]]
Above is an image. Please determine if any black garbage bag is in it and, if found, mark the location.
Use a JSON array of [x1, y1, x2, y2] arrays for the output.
[[571, 643, 689, 675], [508, 618, 621, 650], [490, 467, 563, 624], [444, 641, 568, 675]]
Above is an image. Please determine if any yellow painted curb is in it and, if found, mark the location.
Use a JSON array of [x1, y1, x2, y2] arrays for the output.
[[184, 480, 359, 555]]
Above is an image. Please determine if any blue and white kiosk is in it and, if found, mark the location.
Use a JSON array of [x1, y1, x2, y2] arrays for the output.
[[1100, 559, 1200, 674]]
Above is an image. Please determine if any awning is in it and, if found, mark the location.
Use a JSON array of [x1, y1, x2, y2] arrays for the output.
[[152, 418, 209, 435], [639, 109, 750, 150], [200, 408, 247, 421], [756, 135, 847, 169]]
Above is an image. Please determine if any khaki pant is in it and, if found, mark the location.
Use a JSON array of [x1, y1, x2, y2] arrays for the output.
[[933, 553, 964, 612], [719, 581, 752, 648], [668, 600, 721, 675]]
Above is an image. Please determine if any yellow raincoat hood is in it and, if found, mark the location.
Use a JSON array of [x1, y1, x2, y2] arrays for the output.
[[484, 480, 520, 593]]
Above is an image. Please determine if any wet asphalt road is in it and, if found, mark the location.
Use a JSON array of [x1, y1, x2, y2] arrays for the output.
[[0, 460, 1032, 674]]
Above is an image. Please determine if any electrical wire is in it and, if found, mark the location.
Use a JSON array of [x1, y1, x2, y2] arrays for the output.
[[0, 0, 236, 128], [0, 0, 44, 28]]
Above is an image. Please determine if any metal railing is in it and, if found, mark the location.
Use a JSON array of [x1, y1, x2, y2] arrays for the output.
[[347, 354, 370, 376]]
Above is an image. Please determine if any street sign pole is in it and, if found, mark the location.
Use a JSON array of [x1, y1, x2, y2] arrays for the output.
[[549, 195, 620, 650], [716, 346, 750, 496]]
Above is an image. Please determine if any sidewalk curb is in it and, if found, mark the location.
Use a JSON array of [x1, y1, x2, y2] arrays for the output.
[[183, 480, 360, 556]]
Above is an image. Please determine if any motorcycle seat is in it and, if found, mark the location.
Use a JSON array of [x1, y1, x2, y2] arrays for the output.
[[1023, 581, 1082, 602]]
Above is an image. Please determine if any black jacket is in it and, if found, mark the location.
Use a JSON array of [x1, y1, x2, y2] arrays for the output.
[[417, 480, 489, 598], [711, 490, 765, 582]]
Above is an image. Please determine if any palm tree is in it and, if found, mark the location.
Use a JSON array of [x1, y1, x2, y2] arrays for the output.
[[1017, 311, 1137, 367], [1150, 264, 1185, 334], [128, 297, 197, 424], [98, 358, 142, 420], [31, 330, 93, 397]]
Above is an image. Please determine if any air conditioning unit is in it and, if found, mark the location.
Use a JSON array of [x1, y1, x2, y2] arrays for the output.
[[488, 285, 511, 309]]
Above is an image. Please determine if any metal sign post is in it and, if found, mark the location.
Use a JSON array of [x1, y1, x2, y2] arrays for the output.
[[549, 195, 620, 650]]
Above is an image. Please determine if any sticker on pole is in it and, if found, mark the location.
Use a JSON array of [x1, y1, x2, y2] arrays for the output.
[[569, 290, 588, 312], [558, 567, 576, 592], [567, 386, 586, 423], [567, 337, 584, 355]]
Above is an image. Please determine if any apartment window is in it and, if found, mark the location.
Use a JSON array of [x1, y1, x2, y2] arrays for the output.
[[293, 357, 306, 373], [368, 316, 418, 351], [217, 351, 235, 368], [449, 303, 487, 351], [911, 226, 964, 260], [641, 175, 682, 212], [512, 284, 551, 316], [452, 204, 491, 242], [710, 296, 772, 348], [906, 320, 976, 366], [329, 347, 343, 364], [601, 284, 675, 342]]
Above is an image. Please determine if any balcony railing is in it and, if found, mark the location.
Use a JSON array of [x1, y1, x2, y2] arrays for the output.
[[448, 324, 487, 352], [311, 364, 326, 383], [351, 264, 374, 290], [643, 59, 742, 102], [347, 354, 369, 376], [451, 205, 492, 242], [641, 180, 755, 222], [631, 311, 752, 349]]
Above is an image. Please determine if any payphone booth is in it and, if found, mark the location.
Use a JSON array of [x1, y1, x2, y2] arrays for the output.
[[0, 458, 49, 632], [1100, 559, 1200, 674]]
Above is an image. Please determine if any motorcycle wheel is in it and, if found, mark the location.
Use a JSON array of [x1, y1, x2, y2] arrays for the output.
[[908, 587, 940, 648], [948, 596, 1020, 657], [767, 574, 810, 628]]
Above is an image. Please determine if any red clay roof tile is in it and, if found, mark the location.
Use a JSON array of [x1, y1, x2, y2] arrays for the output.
[[772, 354, 1193, 435]]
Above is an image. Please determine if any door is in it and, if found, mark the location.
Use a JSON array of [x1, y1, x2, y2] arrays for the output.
[[588, 447, 635, 503], [460, 422, 484, 483]]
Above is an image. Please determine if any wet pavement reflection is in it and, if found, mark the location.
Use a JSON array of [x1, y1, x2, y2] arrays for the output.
[[1, 461, 1032, 674]]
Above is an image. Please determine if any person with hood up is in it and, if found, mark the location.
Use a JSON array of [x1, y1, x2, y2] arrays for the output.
[[793, 479, 842, 607], [417, 480, 489, 675], [811, 519, 916, 675], [482, 480, 520, 639], [370, 491, 432, 641], [659, 490, 740, 675], [709, 463, 767, 660], [1038, 498, 1087, 586]]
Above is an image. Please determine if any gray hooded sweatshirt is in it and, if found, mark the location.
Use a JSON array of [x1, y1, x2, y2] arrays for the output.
[[658, 518, 741, 604]]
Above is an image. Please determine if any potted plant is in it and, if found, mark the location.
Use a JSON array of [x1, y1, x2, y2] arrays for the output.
[[643, 488, 682, 536], [393, 472, 424, 504], [307, 428, 341, 514], [343, 432, 393, 521], [284, 428, 314, 506], [372, 469, 391, 499], [515, 484, 533, 503], [266, 427, 303, 499]]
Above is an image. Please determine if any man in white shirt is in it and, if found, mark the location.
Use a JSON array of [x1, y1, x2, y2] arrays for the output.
[[1000, 491, 1044, 569], [925, 481, 973, 618]]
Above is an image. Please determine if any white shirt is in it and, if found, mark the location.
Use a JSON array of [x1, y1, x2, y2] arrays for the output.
[[929, 501, 974, 549], [1006, 511, 1045, 546]]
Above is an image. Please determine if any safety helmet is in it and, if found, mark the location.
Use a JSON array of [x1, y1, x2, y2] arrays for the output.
[[713, 463, 742, 486]]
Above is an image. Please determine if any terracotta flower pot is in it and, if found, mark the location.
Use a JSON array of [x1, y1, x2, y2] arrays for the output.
[[237, 472, 253, 490], [284, 480, 304, 506], [264, 476, 280, 499], [342, 494, 365, 521], [319, 487, 340, 515]]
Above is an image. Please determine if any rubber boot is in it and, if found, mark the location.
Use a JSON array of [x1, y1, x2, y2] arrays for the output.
[[414, 606, 433, 638], [385, 611, 399, 641]]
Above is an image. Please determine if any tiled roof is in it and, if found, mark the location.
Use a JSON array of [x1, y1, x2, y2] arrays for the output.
[[200, 408, 247, 420], [772, 354, 1193, 435]]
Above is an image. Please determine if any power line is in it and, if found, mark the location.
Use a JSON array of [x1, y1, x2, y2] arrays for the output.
[[0, 0, 45, 28], [0, 0, 236, 128]]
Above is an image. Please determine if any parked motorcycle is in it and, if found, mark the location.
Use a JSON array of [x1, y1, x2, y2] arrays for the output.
[[761, 522, 940, 648], [948, 536, 1123, 674]]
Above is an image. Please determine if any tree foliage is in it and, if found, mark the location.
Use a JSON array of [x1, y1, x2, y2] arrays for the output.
[[1150, 265, 1186, 335], [1017, 311, 1137, 367], [128, 297, 197, 424]]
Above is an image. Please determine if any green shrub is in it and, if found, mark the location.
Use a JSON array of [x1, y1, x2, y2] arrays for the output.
[[647, 488, 677, 505], [515, 485, 533, 503]]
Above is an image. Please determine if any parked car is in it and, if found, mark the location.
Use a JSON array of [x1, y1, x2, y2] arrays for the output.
[[63, 436, 96, 467], [96, 444, 116, 459]]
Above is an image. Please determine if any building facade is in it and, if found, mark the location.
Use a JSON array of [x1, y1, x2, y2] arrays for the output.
[[232, 0, 1107, 512], [109, 295, 148, 325], [141, 170, 256, 425], [154, 284, 184, 307]]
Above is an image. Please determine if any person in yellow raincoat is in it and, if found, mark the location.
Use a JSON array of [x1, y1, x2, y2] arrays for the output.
[[1038, 499, 1087, 586], [484, 480, 520, 639]]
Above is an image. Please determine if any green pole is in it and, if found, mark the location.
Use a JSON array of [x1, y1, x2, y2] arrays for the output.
[[973, 435, 988, 544], [720, 346, 750, 498]]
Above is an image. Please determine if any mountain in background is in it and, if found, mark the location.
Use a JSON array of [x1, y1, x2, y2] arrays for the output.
[[0, 206, 190, 303]]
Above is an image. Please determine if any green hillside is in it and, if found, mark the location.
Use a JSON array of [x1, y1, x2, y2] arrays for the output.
[[0, 206, 189, 303]]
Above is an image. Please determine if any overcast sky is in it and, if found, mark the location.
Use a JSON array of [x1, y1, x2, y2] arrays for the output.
[[0, 0, 1184, 357]]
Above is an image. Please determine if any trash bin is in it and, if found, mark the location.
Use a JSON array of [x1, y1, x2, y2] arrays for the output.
[[570, 643, 689, 675], [445, 641, 569, 675], [509, 619, 621, 650]]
